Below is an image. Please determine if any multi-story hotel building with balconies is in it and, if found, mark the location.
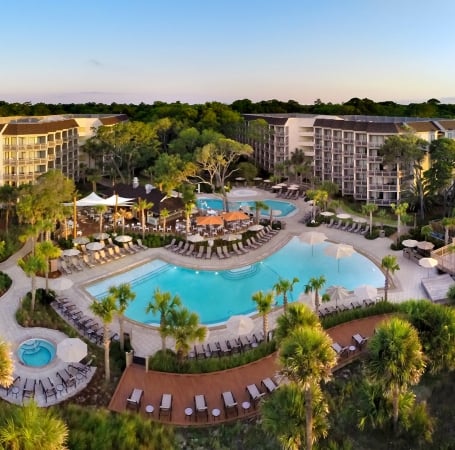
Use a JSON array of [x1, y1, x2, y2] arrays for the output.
[[0, 114, 127, 186], [242, 114, 455, 206]]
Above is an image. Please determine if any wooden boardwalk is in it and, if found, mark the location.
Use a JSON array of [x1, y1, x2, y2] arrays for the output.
[[421, 273, 454, 301], [108, 315, 390, 426]]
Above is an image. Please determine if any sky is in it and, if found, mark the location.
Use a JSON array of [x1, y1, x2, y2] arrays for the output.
[[2, 0, 455, 106]]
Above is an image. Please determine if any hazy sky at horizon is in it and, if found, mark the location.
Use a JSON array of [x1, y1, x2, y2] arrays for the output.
[[2, 0, 455, 105]]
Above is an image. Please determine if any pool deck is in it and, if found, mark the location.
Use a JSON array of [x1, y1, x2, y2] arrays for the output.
[[0, 187, 448, 406]]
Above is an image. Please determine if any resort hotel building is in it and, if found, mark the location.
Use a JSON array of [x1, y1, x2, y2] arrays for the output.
[[242, 114, 455, 206]]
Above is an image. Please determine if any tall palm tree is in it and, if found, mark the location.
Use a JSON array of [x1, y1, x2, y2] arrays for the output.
[[261, 382, 329, 450], [108, 283, 136, 351], [361, 203, 378, 237], [0, 339, 14, 388], [168, 306, 207, 362], [280, 326, 337, 450], [252, 200, 269, 225], [0, 185, 18, 235], [441, 216, 455, 245], [381, 255, 400, 302], [86, 170, 101, 193], [390, 202, 409, 240], [183, 201, 195, 235], [90, 295, 118, 381], [304, 275, 326, 315], [133, 197, 154, 239], [273, 277, 299, 311], [274, 303, 321, 345], [145, 288, 181, 351], [366, 317, 425, 432], [18, 254, 47, 312], [36, 241, 61, 293], [160, 208, 169, 236], [252, 290, 275, 340], [94, 204, 108, 233]]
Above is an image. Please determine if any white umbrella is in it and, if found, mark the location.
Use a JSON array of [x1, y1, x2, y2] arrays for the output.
[[57, 338, 87, 363], [248, 224, 264, 232], [325, 285, 349, 307], [225, 315, 254, 336], [47, 277, 74, 291], [353, 217, 367, 223], [402, 239, 419, 248], [417, 241, 435, 251], [271, 185, 282, 190], [299, 231, 327, 255], [115, 235, 133, 243], [73, 236, 90, 245], [324, 243, 354, 272], [62, 248, 80, 257], [187, 234, 205, 243], [86, 241, 105, 251], [92, 232, 110, 240], [253, 177, 263, 181], [354, 284, 378, 301], [320, 211, 334, 217], [419, 257, 438, 277], [336, 213, 351, 220]]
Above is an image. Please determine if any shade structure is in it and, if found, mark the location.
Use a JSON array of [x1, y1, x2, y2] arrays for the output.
[[235, 177, 245, 181], [320, 211, 334, 217], [417, 241, 435, 251], [402, 239, 419, 248], [353, 217, 367, 223], [86, 241, 105, 251], [187, 234, 205, 243], [248, 224, 264, 232], [324, 243, 355, 272], [325, 285, 350, 307], [62, 248, 80, 257], [222, 211, 250, 222], [354, 284, 378, 301], [299, 231, 327, 255], [73, 236, 90, 245], [336, 213, 351, 220], [271, 185, 282, 190], [253, 177, 263, 181], [287, 186, 298, 190], [419, 257, 438, 277], [115, 235, 133, 243], [196, 216, 224, 227], [92, 232, 110, 240], [225, 315, 254, 336], [223, 234, 242, 242], [56, 338, 87, 363]]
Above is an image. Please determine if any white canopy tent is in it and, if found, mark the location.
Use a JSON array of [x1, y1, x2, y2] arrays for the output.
[[64, 192, 135, 207]]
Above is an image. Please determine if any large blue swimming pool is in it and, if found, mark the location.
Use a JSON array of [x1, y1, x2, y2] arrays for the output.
[[86, 237, 384, 326], [197, 198, 296, 218]]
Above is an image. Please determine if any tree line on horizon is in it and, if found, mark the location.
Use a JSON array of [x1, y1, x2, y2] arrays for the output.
[[1, 97, 455, 122]]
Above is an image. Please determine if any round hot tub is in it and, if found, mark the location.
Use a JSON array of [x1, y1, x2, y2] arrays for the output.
[[17, 338, 56, 367]]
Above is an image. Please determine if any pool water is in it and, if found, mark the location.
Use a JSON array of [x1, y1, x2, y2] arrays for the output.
[[17, 339, 56, 367], [197, 198, 296, 218], [86, 237, 384, 326]]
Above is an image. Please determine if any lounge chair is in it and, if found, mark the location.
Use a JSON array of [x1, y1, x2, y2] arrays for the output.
[[164, 238, 176, 249], [232, 243, 243, 255], [237, 242, 249, 253], [222, 391, 239, 417], [216, 247, 226, 259], [246, 383, 265, 406], [159, 393, 173, 420], [194, 344, 210, 358], [92, 252, 105, 265], [222, 245, 231, 258], [22, 378, 36, 400], [57, 370, 76, 391], [246, 237, 259, 249], [331, 342, 348, 357], [327, 219, 335, 228], [195, 246, 205, 258], [178, 242, 190, 255], [194, 394, 209, 421], [39, 377, 57, 403], [114, 245, 126, 258], [227, 339, 241, 353], [126, 388, 143, 411], [70, 256, 84, 271], [125, 242, 137, 254], [238, 335, 251, 350], [253, 331, 265, 344], [7, 376, 21, 396], [217, 340, 231, 356], [82, 254, 95, 268], [107, 247, 120, 260], [185, 243, 195, 256], [136, 239, 148, 250], [352, 333, 368, 349], [360, 225, 370, 235], [60, 260, 72, 274], [171, 241, 184, 253], [261, 377, 278, 393], [205, 246, 212, 259]]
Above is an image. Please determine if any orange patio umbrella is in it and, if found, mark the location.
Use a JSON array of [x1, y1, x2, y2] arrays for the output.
[[221, 211, 250, 222], [196, 216, 224, 226]]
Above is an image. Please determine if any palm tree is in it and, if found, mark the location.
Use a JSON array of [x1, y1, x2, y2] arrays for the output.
[[366, 317, 425, 432], [252, 200, 269, 224], [273, 277, 299, 311], [133, 197, 154, 239], [0, 339, 14, 388], [94, 204, 108, 233], [304, 275, 326, 315], [0, 185, 18, 235], [36, 241, 61, 293], [261, 383, 329, 450], [361, 203, 378, 237], [90, 295, 118, 381], [183, 201, 195, 235], [108, 283, 136, 351], [274, 303, 321, 344], [252, 290, 275, 340], [280, 326, 337, 450], [160, 208, 169, 236], [441, 216, 455, 245], [390, 202, 409, 240], [0, 401, 68, 449], [18, 254, 47, 312], [381, 255, 400, 302], [167, 306, 207, 362], [145, 288, 181, 351], [420, 224, 433, 242], [86, 170, 101, 193]]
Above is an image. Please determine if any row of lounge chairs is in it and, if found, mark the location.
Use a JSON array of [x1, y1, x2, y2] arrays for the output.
[[4, 362, 92, 403], [327, 219, 370, 235], [189, 331, 265, 359], [318, 298, 376, 318], [275, 189, 302, 200]]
